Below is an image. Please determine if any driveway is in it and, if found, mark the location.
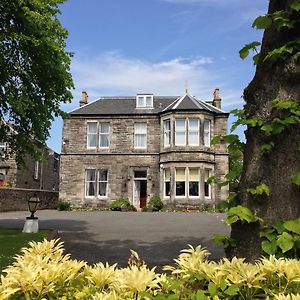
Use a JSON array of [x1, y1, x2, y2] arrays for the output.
[[0, 210, 229, 269]]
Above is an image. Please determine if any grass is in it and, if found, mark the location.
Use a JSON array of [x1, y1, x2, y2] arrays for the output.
[[0, 229, 49, 272]]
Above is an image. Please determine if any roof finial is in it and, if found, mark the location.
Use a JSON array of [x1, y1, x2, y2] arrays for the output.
[[185, 80, 189, 94]]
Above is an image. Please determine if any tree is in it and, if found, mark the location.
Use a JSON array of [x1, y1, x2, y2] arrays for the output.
[[228, 0, 300, 260], [0, 0, 73, 163]]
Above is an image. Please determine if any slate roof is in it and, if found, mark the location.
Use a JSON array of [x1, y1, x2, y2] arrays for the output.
[[70, 94, 227, 116]]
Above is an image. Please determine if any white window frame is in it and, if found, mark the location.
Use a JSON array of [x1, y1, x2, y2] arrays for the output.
[[188, 168, 200, 198], [175, 168, 186, 198], [85, 169, 96, 197], [163, 119, 171, 148], [136, 94, 153, 108], [188, 119, 199, 146], [99, 123, 110, 148], [134, 122, 147, 149], [175, 119, 186, 146], [85, 169, 109, 198], [164, 169, 171, 198], [98, 169, 108, 198], [34, 161, 39, 180], [87, 122, 98, 149], [204, 169, 212, 199], [204, 120, 211, 147]]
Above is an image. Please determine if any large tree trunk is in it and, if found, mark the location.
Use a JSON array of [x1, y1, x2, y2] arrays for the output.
[[228, 0, 300, 261]]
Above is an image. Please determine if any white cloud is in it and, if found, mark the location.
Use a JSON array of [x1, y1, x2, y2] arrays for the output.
[[62, 51, 243, 112]]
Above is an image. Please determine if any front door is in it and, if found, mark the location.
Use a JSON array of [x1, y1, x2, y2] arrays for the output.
[[139, 180, 147, 208]]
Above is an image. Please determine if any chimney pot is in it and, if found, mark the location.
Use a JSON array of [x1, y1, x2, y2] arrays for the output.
[[212, 88, 221, 109], [79, 91, 88, 107]]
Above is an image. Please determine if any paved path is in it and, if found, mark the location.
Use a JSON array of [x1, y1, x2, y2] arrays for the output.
[[0, 210, 229, 269]]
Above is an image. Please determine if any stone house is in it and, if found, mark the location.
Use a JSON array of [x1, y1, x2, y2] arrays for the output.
[[0, 143, 60, 191], [60, 89, 229, 209]]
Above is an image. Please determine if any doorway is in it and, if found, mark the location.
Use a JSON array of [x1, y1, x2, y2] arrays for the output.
[[133, 170, 147, 209]]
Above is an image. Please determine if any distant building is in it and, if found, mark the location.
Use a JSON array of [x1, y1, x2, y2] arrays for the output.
[[60, 89, 229, 209], [0, 143, 60, 191]]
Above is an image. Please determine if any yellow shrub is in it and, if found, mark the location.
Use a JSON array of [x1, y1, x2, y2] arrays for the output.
[[0, 240, 300, 299]]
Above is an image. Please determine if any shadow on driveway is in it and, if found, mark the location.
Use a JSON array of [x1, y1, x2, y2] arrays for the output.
[[0, 211, 229, 269]]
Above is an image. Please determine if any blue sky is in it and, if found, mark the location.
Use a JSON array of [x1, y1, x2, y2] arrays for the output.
[[48, 0, 269, 153]]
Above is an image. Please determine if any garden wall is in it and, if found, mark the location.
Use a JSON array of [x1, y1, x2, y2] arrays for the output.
[[0, 188, 58, 212]]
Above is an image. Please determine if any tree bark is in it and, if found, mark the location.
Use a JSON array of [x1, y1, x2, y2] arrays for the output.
[[228, 0, 300, 261]]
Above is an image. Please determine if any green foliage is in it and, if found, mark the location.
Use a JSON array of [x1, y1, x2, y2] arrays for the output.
[[252, 15, 272, 29], [242, 0, 300, 64], [239, 41, 261, 64], [212, 132, 244, 193], [291, 172, 300, 186], [247, 183, 271, 197], [260, 218, 300, 258], [1, 240, 300, 299], [226, 205, 263, 225], [57, 201, 71, 211], [0, 0, 74, 164], [217, 192, 240, 212], [212, 234, 237, 250], [260, 141, 275, 153], [147, 195, 163, 211], [109, 197, 137, 211], [260, 100, 300, 137]]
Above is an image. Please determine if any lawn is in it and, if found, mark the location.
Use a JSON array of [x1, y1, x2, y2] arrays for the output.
[[0, 229, 49, 272]]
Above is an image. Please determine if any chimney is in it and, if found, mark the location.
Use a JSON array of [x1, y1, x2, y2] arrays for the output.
[[212, 88, 221, 109], [79, 91, 88, 107]]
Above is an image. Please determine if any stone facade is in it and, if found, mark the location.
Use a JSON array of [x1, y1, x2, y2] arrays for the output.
[[0, 148, 60, 191], [60, 92, 229, 209]]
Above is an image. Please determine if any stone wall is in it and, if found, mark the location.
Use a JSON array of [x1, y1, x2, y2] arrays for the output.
[[0, 188, 59, 212]]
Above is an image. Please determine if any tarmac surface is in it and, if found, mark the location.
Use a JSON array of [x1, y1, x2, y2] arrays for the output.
[[0, 210, 229, 269]]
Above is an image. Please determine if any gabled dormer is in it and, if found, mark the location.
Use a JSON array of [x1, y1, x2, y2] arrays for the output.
[[136, 94, 154, 109]]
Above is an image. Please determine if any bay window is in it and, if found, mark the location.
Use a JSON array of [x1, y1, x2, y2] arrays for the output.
[[204, 169, 211, 198], [175, 168, 186, 196], [164, 169, 171, 197], [204, 120, 211, 147], [175, 119, 186, 146], [188, 119, 199, 146], [164, 119, 171, 147], [189, 168, 199, 197]]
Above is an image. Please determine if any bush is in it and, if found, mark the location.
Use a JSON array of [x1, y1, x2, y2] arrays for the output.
[[57, 201, 71, 211], [0, 240, 300, 299], [147, 195, 163, 211], [109, 197, 137, 211]]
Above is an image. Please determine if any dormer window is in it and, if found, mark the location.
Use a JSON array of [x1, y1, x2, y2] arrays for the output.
[[136, 94, 153, 108]]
